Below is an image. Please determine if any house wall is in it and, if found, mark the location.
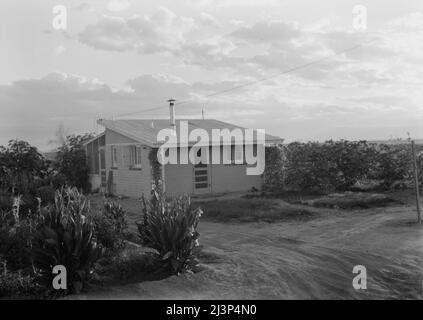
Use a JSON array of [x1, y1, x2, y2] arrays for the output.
[[210, 164, 262, 193], [164, 146, 263, 196], [164, 163, 194, 195], [97, 130, 264, 198], [90, 174, 101, 191], [164, 163, 263, 196], [105, 129, 152, 198]]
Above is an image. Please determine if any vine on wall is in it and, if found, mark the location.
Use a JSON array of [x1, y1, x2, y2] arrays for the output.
[[149, 148, 163, 192]]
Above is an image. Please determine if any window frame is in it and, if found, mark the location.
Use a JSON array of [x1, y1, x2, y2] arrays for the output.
[[129, 145, 142, 169], [111, 146, 118, 169], [233, 144, 244, 164], [227, 144, 244, 165]]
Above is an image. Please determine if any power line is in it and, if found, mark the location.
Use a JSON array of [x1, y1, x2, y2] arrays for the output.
[[175, 43, 363, 106], [113, 104, 168, 119], [110, 42, 365, 118]]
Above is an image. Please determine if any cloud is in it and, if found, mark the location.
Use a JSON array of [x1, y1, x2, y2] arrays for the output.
[[106, 0, 132, 12], [78, 7, 195, 54], [199, 12, 221, 28], [6, 11, 423, 147], [2, 67, 423, 150], [72, 3, 94, 12], [78, 16, 137, 51], [75, 7, 423, 89], [191, 0, 278, 8], [54, 45, 66, 55], [230, 20, 301, 42], [77, 8, 419, 86], [0, 72, 247, 148]]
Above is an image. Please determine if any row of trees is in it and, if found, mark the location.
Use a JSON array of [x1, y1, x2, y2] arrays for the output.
[[264, 140, 421, 194]]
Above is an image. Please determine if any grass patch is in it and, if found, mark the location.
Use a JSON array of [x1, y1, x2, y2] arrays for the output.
[[296, 192, 398, 209], [194, 198, 314, 223]]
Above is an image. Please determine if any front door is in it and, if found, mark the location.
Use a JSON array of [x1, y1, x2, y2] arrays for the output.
[[193, 163, 211, 194]]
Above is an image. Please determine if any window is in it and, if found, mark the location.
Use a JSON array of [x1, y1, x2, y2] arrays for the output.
[[130, 145, 142, 169], [233, 145, 244, 164], [223, 145, 231, 164], [223, 144, 244, 164], [111, 146, 118, 168]]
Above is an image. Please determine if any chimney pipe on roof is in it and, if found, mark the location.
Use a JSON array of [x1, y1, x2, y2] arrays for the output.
[[168, 99, 176, 129]]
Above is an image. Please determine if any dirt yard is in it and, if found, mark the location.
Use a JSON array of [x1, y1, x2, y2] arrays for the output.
[[80, 192, 423, 299]]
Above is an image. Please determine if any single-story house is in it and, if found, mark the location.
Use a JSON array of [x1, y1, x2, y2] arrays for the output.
[[84, 107, 282, 198]]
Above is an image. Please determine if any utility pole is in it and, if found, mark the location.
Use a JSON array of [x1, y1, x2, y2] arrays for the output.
[[411, 140, 421, 224]]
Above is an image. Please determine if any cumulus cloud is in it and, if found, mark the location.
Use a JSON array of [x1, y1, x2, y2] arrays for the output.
[[77, 8, 423, 88], [230, 20, 301, 42], [106, 0, 132, 12], [0, 72, 256, 149], [199, 12, 221, 28], [78, 7, 195, 54], [72, 3, 94, 12], [54, 45, 66, 55], [5, 9, 423, 147], [78, 16, 137, 51], [2, 66, 423, 150]]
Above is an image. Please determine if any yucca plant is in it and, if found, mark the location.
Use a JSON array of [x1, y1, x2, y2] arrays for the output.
[[103, 200, 127, 235], [32, 188, 103, 294], [93, 199, 128, 250], [137, 188, 202, 275]]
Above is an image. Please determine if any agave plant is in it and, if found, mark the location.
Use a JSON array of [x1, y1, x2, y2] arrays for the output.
[[32, 188, 103, 294], [137, 188, 202, 275]]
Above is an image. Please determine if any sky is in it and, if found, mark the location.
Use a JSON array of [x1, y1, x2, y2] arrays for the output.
[[1, 0, 423, 150]]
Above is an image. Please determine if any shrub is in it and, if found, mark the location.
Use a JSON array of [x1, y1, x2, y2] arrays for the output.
[[36, 185, 56, 206], [263, 145, 285, 192], [93, 199, 128, 250], [0, 200, 38, 271], [0, 260, 39, 298], [137, 189, 202, 275], [19, 193, 39, 216], [284, 142, 336, 193], [0, 190, 12, 212], [324, 140, 376, 190], [32, 188, 103, 294], [371, 144, 412, 189]]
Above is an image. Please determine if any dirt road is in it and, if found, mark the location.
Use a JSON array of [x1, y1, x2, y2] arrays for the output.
[[80, 198, 422, 299]]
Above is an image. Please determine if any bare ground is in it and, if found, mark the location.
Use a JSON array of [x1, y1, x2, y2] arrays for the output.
[[79, 193, 423, 299]]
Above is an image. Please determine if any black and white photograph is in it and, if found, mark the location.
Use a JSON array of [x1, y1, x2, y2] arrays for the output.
[[0, 0, 422, 306]]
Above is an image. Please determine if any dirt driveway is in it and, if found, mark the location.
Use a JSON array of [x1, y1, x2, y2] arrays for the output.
[[80, 194, 423, 299]]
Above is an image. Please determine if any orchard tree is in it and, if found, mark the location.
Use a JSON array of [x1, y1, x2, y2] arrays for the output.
[[0, 140, 48, 194], [55, 133, 94, 193]]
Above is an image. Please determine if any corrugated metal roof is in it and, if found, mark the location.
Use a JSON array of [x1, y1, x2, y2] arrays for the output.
[[97, 119, 283, 146]]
